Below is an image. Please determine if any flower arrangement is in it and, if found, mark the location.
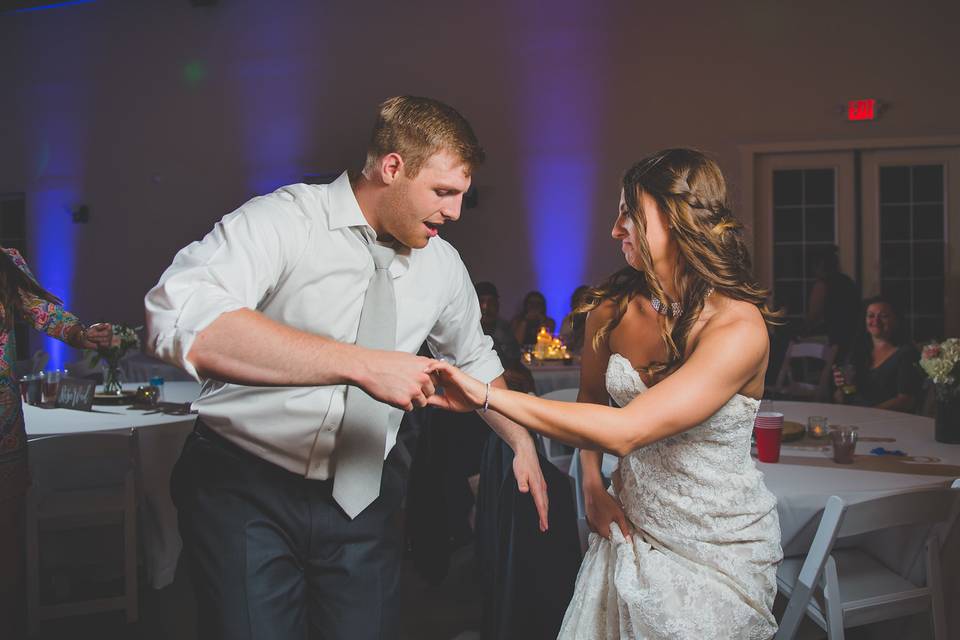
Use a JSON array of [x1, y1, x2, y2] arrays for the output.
[[919, 338, 960, 401], [87, 323, 142, 395]]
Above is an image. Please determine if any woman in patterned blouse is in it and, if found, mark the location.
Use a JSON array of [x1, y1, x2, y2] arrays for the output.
[[0, 247, 112, 638]]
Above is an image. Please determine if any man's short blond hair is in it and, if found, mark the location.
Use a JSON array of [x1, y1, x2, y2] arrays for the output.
[[365, 96, 485, 178]]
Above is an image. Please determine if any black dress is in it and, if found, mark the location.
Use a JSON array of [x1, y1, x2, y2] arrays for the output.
[[851, 344, 923, 407]]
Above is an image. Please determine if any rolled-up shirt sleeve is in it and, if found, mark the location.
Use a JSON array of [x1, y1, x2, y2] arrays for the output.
[[144, 196, 310, 381], [427, 255, 504, 384]]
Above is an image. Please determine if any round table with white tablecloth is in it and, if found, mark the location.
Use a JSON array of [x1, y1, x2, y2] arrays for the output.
[[25, 381, 201, 589]]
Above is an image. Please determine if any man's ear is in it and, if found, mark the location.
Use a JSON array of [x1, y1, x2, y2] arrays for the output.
[[379, 153, 404, 184]]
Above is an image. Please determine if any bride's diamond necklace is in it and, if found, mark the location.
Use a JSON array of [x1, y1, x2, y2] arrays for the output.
[[650, 287, 714, 318]]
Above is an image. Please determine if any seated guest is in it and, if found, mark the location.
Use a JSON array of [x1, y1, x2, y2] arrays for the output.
[[476, 281, 534, 393], [805, 245, 860, 361], [512, 290, 556, 347], [559, 284, 590, 354], [833, 296, 922, 412]]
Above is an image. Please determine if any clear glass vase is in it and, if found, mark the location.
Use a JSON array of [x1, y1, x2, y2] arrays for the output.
[[103, 361, 123, 395]]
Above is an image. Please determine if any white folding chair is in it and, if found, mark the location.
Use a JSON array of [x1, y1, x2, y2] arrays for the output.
[[775, 480, 960, 640], [26, 429, 140, 633], [770, 341, 838, 402], [537, 388, 578, 473], [567, 451, 590, 553]]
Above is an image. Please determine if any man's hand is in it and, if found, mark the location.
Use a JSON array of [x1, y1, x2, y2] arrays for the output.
[[512, 439, 549, 532], [583, 477, 630, 540], [357, 350, 436, 411]]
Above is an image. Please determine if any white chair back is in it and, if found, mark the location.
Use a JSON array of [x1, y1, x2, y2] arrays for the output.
[[537, 388, 578, 472], [26, 429, 140, 632], [773, 340, 838, 401], [776, 480, 960, 640]]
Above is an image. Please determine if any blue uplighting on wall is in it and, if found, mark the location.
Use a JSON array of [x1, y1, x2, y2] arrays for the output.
[[22, 70, 91, 370], [228, 8, 309, 197], [524, 158, 596, 326], [32, 185, 77, 370], [514, 5, 605, 326]]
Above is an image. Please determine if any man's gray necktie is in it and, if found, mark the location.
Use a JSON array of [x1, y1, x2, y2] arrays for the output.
[[332, 240, 399, 519]]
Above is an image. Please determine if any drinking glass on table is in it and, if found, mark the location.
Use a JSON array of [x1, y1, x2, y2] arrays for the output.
[[829, 425, 859, 464], [19, 373, 41, 405], [40, 369, 64, 405]]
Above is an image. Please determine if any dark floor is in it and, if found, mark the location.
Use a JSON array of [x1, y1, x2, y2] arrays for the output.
[[26, 546, 933, 640], [29, 544, 482, 640]]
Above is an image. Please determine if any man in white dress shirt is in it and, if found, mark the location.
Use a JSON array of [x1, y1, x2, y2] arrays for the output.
[[145, 96, 548, 640]]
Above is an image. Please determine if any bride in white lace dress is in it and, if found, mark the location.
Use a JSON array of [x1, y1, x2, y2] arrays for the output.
[[429, 149, 782, 639]]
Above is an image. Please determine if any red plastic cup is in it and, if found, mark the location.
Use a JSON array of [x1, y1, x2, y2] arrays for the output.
[[754, 411, 784, 463]]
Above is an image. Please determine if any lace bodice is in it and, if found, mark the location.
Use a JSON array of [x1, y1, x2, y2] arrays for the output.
[[605, 353, 776, 542]]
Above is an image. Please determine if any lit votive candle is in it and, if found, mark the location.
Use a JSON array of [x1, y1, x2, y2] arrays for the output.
[[807, 415, 829, 439]]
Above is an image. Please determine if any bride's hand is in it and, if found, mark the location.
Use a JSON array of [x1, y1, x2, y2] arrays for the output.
[[584, 480, 631, 540], [426, 361, 488, 412]]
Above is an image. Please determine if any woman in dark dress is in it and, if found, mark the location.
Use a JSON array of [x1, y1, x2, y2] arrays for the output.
[[833, 296, 922, 412]]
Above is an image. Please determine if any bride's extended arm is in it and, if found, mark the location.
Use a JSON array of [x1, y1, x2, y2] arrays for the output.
[[429, 318, 767, 457]]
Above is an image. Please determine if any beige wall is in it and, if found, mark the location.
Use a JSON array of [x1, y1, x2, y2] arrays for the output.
[[2, 0, 959, 342]]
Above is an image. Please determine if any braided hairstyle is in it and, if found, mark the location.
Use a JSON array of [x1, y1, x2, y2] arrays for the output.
[[579, 148, 780, 377]]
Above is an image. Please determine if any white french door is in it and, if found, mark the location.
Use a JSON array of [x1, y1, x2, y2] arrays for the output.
[[861, 147, 960, 340], [754, 152, 856, 327]]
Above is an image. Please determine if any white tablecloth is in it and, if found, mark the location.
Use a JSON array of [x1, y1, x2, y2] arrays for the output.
[[530, 363, 580, 396], [25, 381, 201, 589]]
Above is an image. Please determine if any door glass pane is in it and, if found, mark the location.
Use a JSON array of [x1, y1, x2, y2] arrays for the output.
[[880, 205, 910, 241], [805, 207, 834, 242], [774, 244, 803, 279], [912, 204, 944, 240], [912, 165, 943, 202], [774, 207, 803, 242], [804, 169, 834, 205], [880, 243, 910, 278], [773, 171, 802, 206], [879, 166, 910, 203]]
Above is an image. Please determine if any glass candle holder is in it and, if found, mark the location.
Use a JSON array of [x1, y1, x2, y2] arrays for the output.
[[806, 415, 829, 439]]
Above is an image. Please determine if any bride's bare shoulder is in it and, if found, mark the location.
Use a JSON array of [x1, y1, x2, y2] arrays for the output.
[[699, 294, 768, 347], [586, 298, 619, 326]]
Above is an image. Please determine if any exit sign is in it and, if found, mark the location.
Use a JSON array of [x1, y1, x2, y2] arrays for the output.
[[847, 99, 878, 121]]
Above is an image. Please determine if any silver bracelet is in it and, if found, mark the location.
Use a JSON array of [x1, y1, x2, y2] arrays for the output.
[[480, 382, 490, 413]]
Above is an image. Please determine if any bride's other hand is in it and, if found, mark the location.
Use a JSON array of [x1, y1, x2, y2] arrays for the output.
[[583, 477, 630, 540], [426, 361, 487, 412]]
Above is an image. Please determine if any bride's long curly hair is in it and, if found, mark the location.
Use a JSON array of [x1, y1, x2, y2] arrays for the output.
[[579, 148, 780, 377]]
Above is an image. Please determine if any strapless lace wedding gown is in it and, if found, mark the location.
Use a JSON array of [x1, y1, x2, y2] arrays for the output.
[[558, 354, 782, 640]]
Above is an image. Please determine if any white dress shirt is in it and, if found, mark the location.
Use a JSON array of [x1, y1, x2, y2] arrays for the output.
[[145, 171, 503, 479]]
